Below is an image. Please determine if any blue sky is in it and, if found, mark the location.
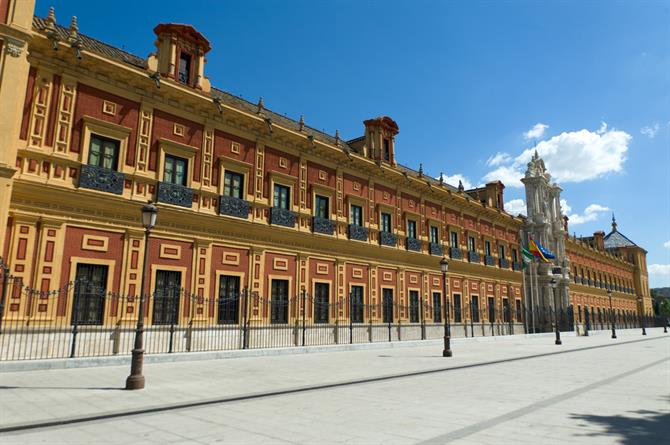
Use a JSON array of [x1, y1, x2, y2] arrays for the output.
[[37, 0, 670, 287]]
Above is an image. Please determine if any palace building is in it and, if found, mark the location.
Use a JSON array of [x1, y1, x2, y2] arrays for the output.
[[0, 1, 653, 359]]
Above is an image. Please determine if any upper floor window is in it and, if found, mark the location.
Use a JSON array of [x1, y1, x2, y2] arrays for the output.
[[179, 52, 191, 84], [383, 139, 390, 161], [430, 226, 439, 244], [499, 245, 505, 259], [315, 195, 329, 219], [350, 204, 363, 226], [164, 154, 187, 186], [273, 184, 290, 210], [380, 212, 392, 233], [223, 171, 244, 199], [512, 248, 518, 262], [407, 220, 417, 239], [450, 231, 458, 248], [468, 236, 476, 253], [485, 241, 492, 256], [88, 134, 119, 170]]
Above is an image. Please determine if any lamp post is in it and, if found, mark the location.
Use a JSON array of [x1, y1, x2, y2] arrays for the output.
[[126, 202, 158, 390], [637, 296, 646, 336], [440, 257, 452, 357], [607, 288, 616, 339], [550, 277, 561, 345]]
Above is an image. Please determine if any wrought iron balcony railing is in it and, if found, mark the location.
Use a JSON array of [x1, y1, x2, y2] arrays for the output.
[[380, 231, 397, 247], [468, 251, 480, 263], [429, 243, 443, 256], [79, 164, 124, 195], [484, 255, 496, 266], [406, 237, 422, 252], [313, 216, 335, 235], [157, 182, 193, 208], [449, 247, 462, 260], [218, 195, 249, 219], [270, 207, 296, 228], [499, 258, 509, 269], [512, 261, 522, 271], [348, 224, 368, 241]]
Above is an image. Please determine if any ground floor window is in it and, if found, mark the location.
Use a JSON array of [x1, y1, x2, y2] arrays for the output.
[[271, 279, 289, 324], [488, 297, 495, 322], [471, 296, 479, 322], [432, 292, 442, 323], [314, 282, 329, 324], [515, 299, 522, 321], [153, 270, 181, 325], [218, 275, 240, 324], [453, 294, 462, 323], [350, 286, 364, 323], [409, 290, 419, 323], [72, 263, 108, 325], [382, 288, 393, 323], [503, 298, 510, 323]]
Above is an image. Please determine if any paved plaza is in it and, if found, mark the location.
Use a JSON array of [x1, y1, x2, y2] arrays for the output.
[[0, 328, 668, 444]]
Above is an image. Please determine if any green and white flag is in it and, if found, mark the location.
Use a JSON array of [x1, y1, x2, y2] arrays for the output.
[[521, 247, 534, 269]]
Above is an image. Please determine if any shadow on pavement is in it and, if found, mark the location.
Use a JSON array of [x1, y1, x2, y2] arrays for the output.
[[0, 385, 122, 391], [570, 400, 670, 445]]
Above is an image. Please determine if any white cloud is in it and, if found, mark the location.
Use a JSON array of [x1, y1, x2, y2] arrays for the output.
[[438, 173, 473, 190], [663, 241, 670, 249], [504, 198, 526, 216], [640, 122, 660, 139], [524, 123, 549, 140], [482, 122, 631, 187], [486, 152, 512, 167], [565, 203, 610, 225], [648, 264, 670, 276]]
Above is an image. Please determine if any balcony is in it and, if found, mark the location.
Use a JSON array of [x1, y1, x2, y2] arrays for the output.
[[406, 237, 422, 252], [348, 224, 368, 242], [588, 279, 593, 287], [468, 251, 480, 263], [270, 207, 296, 228], [218, 195, 249, 219], [79, 164, 124, 195], [157, 182, 193, 208], [484, 255, 496, 266], [313, 216, 335, 235], [512, 261, 522, 271], [429, 243, 443, 256], [380, 231, 397, 247], [449, 247, 462, 260], [581, 277, 586, 285], [499, 258, 509, 269]]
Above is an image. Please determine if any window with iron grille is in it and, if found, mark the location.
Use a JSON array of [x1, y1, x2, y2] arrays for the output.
[[453, 294, 462, 323], [502, 298, 510, 322], [72, 263, 108, 325], [315, 195, 329, 219], [350, 204, 363, 226], [512, 248, 518, 262], [499, 244, 505, 259], [485, 241, 492, 256], [178, 52, 191, 84], [271, 279, 289, 324], [488, 296, 495, 322], [164, 154, 188, 186], [218, 275, 240, 324], [432, 292, 442, 323], [88, 135, 119, 170], [468, 236, 476, 253], [223, 171, 244, 199], [381, 212, 392, 233], [450, 231, 458, 247], [382, 288, 393, 323], [350, 285, 364, 323], [409, 290, 419, 323], [153, 270, 181, 325], [430, 226, 439, 244], [515, 299, 522, 321], [471, 295, 480, 322], [314, 282, 329, 324], [273, 184, 290, 210], [407, 220, 417, 239]]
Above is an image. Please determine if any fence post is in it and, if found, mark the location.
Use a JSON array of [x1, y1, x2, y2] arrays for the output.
[[70, 284, 80, 358], [349, 290, 353, 344], [185, 320, 193, 352], [420, 296, 425, 340], [301, 288, 306, 347], [368, 318, 373, 343], [0, 258, 9, 334], [112, 320, 121, 355], [242, 287, 249, 349]]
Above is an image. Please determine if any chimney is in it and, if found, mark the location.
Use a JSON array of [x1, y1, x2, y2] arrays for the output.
[[593, 231, 605, 250]]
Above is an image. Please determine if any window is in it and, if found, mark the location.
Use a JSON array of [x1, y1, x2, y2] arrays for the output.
[[450, 231, 458, 248], [164, 154, 188, 186], [409, 290, 419, 323], [382, 288, 393, 323], [72, 264, 108, 325], [350, 286, 364, 323], [515, 299, 522, 321], [471, 295, 479, 322], [218, 275, 240, 324], [178, 52, 191, 84], [314, 283, 329, 324], [430, 226, 439, 244], [350, 204, 363, 226], [488, 297, 495, 322], [432, 292, 442, 323], [153, 270, 181, 325], [315, 195, 329, 219], [499, 245, 505, 259], [578, 305, 582, 322], [512, 248, 518, 263], [381, 212, 392, 233], [468, 236, 476, 253], [503, 298, 510, 322], [88, 134, 119, 170], [485, 241, 492, 256], [453, 294, 462, 323], [271, 279, 289, 324], [273, 184, 290, 210], [383, 139, 390, 161], [223, 171, 244, 199], [407, 220, 417, 239]]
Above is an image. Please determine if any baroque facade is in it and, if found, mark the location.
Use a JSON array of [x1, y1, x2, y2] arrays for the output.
[[0, 1, 651, 339]]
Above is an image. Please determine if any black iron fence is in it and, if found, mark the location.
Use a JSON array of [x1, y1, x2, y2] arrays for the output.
[[0, 274, 665, 361]]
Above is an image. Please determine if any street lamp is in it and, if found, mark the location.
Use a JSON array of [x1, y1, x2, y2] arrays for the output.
[[126, 201, 158, 390], [637, 296, 646, 336], [549, 277, 561, 345], [607, 288, 616, 339], [440, 256, 452, 357]]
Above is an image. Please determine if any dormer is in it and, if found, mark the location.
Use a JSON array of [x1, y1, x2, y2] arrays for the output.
[[149, 23, 211, 91], [362, 116, 399, 165]]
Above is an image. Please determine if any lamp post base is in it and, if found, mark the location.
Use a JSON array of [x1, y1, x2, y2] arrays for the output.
[[442, 349, 453, 357], [611, 329, 617, 339], [443, 336, 452, 357], [125, 374, 145, 390], [555, 330, 562, 345], [125, 348, 146, 390]]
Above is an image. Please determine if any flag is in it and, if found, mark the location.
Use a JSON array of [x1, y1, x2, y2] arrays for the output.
[[528, 237, 552, 263], [521, 247, 534, 269]]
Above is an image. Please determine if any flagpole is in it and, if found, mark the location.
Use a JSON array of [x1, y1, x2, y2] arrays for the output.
[[532, 259, 539, 332]]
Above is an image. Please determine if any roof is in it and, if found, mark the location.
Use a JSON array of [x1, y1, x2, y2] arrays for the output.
[[154, 23, 211, 52], [604, 230, 639, 249]]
